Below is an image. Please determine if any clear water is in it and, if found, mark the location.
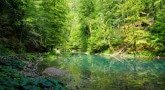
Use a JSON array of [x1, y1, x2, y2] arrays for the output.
[[52, 54, 165, 90]]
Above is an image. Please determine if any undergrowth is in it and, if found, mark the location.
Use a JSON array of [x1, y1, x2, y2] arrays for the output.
[[0, 57, 66, 90]]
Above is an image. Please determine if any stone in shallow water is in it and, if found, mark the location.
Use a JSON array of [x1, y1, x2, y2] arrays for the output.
[[43, 67, 66, 77]]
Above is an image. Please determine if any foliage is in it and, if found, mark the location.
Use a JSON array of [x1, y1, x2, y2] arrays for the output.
[[25, 53, 42, 61], [40, 0, 69, 51], [150, 9, 165, 55], [0, 60, 25, 70], [0, 0, 165, 56], [0, 58, 66, 90], [0, 0, 69, 53], [0, 71, 66, 90], [77, 0, 96, 51], [0, 45, 15, 56]]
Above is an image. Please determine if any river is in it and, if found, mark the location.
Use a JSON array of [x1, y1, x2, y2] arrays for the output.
[[42, 54, 165, 90]]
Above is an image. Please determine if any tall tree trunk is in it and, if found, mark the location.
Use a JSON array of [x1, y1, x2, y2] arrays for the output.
[[107, 39, 114, 52]]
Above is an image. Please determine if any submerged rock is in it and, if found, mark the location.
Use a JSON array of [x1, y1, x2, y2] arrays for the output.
[[43, 67, 66, 77]]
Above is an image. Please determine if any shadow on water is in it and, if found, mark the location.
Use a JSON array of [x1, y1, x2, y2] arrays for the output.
[[44, 54, 165, 90]]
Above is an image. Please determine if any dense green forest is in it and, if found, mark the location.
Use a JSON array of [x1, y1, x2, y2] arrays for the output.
[[0, 0, 165, 56]]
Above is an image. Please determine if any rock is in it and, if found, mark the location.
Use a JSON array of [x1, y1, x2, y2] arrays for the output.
[[37, 57, 43, 61], [43, 67, 66, 77], [25, 72, 38, 77], [27, 64, 32, 68]]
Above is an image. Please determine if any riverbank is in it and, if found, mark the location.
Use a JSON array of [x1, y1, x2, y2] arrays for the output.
[[0, 53, 67, 90], [92, 53, 165, 60]]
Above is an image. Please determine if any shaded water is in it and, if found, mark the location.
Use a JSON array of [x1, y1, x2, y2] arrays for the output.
[[48, 54, 165, 90]]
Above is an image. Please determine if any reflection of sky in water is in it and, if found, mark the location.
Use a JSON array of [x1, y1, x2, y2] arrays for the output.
[[54, 54, 165, 90]]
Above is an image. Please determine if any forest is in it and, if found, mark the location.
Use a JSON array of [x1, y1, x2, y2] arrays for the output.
[[0, 0, 165, 56], [0, 0, 165, 89]]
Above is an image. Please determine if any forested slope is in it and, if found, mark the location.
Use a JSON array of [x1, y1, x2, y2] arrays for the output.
[[0, 0, 165, 56]]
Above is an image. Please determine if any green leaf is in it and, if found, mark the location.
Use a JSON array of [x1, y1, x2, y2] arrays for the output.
[[48, 78, 58, 85], [8, 81, 19, 86], [23, 85, 33, 89], [42, 81, 53, 87], [55, 85, 59, 90], [39, 78, 47, 84], [31, 79, 38, 85], [21, 78, 28, 86], [31, 85, 38, 90], [58, 85, 65, 90]]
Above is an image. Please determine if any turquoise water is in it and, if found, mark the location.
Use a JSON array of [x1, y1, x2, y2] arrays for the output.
[[53, 54, 165, 90]]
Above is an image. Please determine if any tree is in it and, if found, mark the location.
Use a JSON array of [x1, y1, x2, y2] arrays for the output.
[[40, 0, 69, 51], [150, 6, 165, 55], [0, 0, 26, 53], [0, 0, 69, 53], [78, 0, 97, 51]]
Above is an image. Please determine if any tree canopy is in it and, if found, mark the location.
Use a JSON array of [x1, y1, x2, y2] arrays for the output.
[[0, 0, 165, 56]]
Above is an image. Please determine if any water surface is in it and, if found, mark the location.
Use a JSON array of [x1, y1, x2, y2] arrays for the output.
[[51, 54, 165, 90]]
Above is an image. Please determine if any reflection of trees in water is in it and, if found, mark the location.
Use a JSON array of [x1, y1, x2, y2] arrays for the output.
[[103, 58, 165, 90], [56, 55, 165, 90]]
